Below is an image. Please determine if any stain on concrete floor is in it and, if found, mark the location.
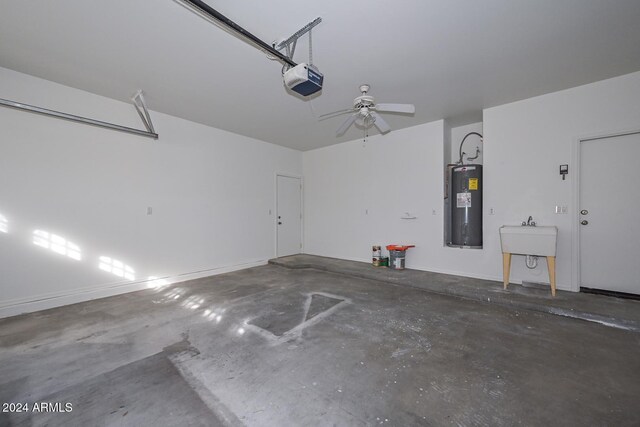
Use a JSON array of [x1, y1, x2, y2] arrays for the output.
[[305, 293, 344, 321], [1, 264, 639, 426], [248, 292, 346, 337]]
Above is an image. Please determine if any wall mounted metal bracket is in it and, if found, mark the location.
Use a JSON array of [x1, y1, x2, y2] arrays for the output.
[[132, 90, 156, 134], [0, 91, 159, 140]]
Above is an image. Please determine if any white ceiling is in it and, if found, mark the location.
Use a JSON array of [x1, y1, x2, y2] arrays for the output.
[[1, 1, 639, 151]]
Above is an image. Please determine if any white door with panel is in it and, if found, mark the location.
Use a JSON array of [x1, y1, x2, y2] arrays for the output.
[[580, 131, 640, 294], [276, 175, 302, 257]]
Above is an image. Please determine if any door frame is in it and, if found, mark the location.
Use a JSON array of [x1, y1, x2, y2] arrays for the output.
[[274, 172, 304, 258], [571, 128, 640, 292]]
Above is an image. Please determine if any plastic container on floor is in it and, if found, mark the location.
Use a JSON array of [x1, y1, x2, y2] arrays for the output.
[[389, 250, 406, 270]]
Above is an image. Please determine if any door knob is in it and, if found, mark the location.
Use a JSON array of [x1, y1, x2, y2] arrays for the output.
[[278, 221, 282, 225], [580, 210, 588, 215], [581, 220, 588, 225]]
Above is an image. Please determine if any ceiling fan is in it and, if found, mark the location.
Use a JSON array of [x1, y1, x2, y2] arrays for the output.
[[321, 84, 415, 137]]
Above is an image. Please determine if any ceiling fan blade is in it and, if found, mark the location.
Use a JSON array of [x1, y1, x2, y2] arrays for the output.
[[336, 114, 358, 136], [319, 108, 354, 119], [319, 109, 354, 122], [375, 103, 415, 114], [371, 112, 391, 134]]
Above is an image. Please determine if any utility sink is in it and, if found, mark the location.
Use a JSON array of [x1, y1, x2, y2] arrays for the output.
[[500, 225, 558, 296], [499, 225, 558, 256]]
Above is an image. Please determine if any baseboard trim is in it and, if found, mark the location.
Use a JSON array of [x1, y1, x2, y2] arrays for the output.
[[0, 259, 268, 319], [302, 251, 571, 291]]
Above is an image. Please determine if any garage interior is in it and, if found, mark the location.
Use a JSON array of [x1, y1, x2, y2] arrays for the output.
[[1, 1, 640, 426]]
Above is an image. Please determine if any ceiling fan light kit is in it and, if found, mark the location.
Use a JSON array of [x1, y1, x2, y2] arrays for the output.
[[326, 84, 416, 137]]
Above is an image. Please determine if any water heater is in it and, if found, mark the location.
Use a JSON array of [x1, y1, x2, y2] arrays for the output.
[[449, 164, 483, 248]]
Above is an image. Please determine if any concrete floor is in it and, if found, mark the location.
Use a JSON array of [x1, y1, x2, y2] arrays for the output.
[[1, 261, 639, 426], [270, 255, 640, 331]]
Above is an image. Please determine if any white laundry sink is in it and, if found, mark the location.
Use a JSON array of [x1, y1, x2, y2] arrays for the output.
[[499, 225, 558, 256]]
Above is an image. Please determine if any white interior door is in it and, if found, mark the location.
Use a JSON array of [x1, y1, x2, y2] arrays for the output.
[[580, 131, 640, 294], [277, 175, 302, 257]]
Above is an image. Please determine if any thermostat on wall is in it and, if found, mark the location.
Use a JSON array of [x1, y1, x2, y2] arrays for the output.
[[560, 164, 568, 180]]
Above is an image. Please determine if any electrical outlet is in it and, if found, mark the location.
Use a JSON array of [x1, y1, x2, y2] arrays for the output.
[[432, 209, 437, 215], [147, 207, 153, 215], [489, 208, 495, 215], [555, 206, 568, 214]]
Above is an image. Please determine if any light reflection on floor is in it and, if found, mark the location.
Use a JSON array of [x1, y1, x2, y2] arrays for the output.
[[9, 207, 252, 339], [147, 276, 171, 290]]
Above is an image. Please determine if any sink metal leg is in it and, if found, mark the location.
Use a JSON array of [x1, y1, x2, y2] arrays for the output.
[[502, 253, 512, 290], [546, 256, 556, 297]]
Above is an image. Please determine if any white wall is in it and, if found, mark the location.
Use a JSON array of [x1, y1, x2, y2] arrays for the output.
[[304, 120, 489, 274], [0, 67, 302, 317], [484, 70, 640, 291], [304, 71, 640, 292], [443, 120, 452, 245], [303, 120, 499, 280]]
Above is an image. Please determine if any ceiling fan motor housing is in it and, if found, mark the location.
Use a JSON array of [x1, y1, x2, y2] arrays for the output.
[[354, 95, 375, 110]]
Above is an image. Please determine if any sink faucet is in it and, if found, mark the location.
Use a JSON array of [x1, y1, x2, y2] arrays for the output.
[[522, 216, 537, 226]]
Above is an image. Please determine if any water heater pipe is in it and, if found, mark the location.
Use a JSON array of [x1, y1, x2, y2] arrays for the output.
[[458, 132, 483, 165]]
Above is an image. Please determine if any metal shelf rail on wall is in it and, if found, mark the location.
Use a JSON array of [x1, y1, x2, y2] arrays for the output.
[[0, 90, 158, 140]]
